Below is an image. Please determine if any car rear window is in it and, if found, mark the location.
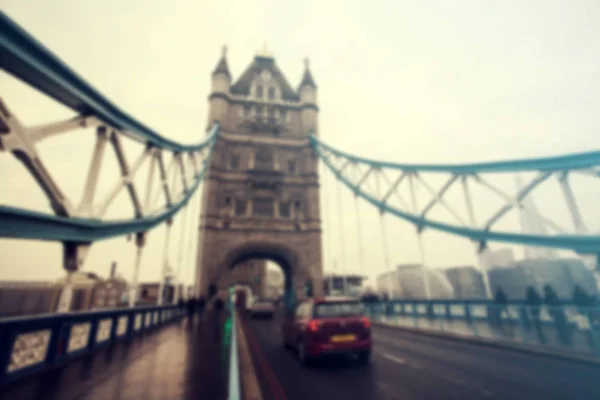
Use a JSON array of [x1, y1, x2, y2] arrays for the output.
[[313, 302, 363, 318]]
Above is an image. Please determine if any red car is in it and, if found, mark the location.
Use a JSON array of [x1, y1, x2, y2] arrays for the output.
[[282, 297, 372, 366]]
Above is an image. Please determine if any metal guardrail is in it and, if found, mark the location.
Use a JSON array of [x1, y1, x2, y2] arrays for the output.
[[226, 289, 241, 400], [364, 301, 600, 358], [0, 305, 184, 386], [228, 310, 241, 400]]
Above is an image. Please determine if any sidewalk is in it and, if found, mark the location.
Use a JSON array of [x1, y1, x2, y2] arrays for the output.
[[0, 310, 229, 400]]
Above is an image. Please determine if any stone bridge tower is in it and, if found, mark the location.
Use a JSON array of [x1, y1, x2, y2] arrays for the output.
[[196, 47, 323, 306]]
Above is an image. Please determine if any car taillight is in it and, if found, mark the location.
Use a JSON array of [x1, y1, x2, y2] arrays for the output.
[[362, 317, 371, 329], [307, 320, 321, 332]]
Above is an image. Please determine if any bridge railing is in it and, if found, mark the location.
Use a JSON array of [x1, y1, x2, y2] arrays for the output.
[[364, 301, 600, 358], [227, 296, 241, 400], [0, 305, 183, 386]]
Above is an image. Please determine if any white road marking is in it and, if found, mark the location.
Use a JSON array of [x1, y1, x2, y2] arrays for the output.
[[382, 353, 406, 364], [376, 347, 493, 397]]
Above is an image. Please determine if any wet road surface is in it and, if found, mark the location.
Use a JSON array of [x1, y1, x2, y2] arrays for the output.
[[242, 317, 600, 400]]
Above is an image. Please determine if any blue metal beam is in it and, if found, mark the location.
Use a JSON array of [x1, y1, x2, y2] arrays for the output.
[[0, 12, 209, 153], [312, 135, 600, 253], [0, 130, 217, 242], [311, 136, 600, 174]]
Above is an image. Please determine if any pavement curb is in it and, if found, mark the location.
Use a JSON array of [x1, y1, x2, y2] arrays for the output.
[[235, 312, 264, 400], [374, 322, 600, 368]]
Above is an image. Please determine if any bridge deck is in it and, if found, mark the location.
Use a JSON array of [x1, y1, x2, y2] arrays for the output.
[[0, 312, 228, 400], [242, 316, 600, 400]]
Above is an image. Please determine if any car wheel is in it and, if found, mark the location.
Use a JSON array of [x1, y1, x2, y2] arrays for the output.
[[357, 350, 371, 365], [297, 342, 311, 367]]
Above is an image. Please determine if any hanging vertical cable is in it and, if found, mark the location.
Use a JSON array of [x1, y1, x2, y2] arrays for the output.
[[157, 219, 173, 305], [173, 201, 190, 304], [335, 170, 348, 296], [184, 183, 202, 299], [353, 192, 366, 276], [408, 173, 431, 299], [321, 164, 335, 295], [374, 169, 392, 299], [351, 163, 367, 297]]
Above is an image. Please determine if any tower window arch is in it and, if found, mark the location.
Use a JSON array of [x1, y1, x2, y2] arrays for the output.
[[256, 85, 264, 99], [230, 154, 240, 170], [288, 159, 297, 175], [234, 199, 247, 216], [254, 146, 273, 170], [268, 87, 276, 100], [252, 197, 274, 217]]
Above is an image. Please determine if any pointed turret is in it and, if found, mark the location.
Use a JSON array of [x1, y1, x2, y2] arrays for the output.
[[298, 57, 318, 135], [298, 58, 317, 89], [212, 45, 231, 80], [207, 45, 231, 129]]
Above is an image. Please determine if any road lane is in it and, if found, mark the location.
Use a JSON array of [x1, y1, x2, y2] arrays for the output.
[[373, 326, 599, 399], [243, 317, 600, 400]]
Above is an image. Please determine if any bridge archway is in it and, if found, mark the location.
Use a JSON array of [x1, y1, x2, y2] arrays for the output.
[[210, 240, 316, 309]]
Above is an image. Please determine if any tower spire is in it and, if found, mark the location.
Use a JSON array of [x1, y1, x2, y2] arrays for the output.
[[257, 42, 272, 58], [298, 56, 316, 89], [212, 44, 231, 79]]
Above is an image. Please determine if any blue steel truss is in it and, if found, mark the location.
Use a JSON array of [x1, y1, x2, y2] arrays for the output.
[[310, 135, 600, 254], [0, 12, 218, 243]]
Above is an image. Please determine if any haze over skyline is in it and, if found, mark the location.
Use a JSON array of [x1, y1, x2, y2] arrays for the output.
[[1, 1, 599, 289]]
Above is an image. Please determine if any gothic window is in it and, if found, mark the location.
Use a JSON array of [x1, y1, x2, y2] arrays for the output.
[[279, 201, 291, 218], [252, 197, 274, 217], [230, 154, 240, 170], [224, 196, 232, 207], [256, 106, 264, 121], [256, 85, 264, 99], [254, 147, 273, 170], [288, 159, 296, 175], [295, 200, 302, 210], [268, 87, 276, 100], [234, 199, 247, 216]]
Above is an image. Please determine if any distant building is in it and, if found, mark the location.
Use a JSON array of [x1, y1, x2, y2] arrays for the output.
[[137, 282, 179, 306], [55, 270, 129, 310], [480, 248, 515, 270], [376, 264, 454, 299], [0, 269, 131, 318], [0, 281, 60, 318], [444, 266, 487, 299], [217, 260, 267, 298], [323, 274, 367, 297], [265, 268, 284, 299], [488, 258, 598, 300]]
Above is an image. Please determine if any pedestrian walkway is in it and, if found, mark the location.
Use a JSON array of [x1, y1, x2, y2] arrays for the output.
[[0, 311, 228, 400]]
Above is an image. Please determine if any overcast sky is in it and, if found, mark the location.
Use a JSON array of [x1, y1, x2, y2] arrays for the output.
[[1, 0, 599, 289]]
